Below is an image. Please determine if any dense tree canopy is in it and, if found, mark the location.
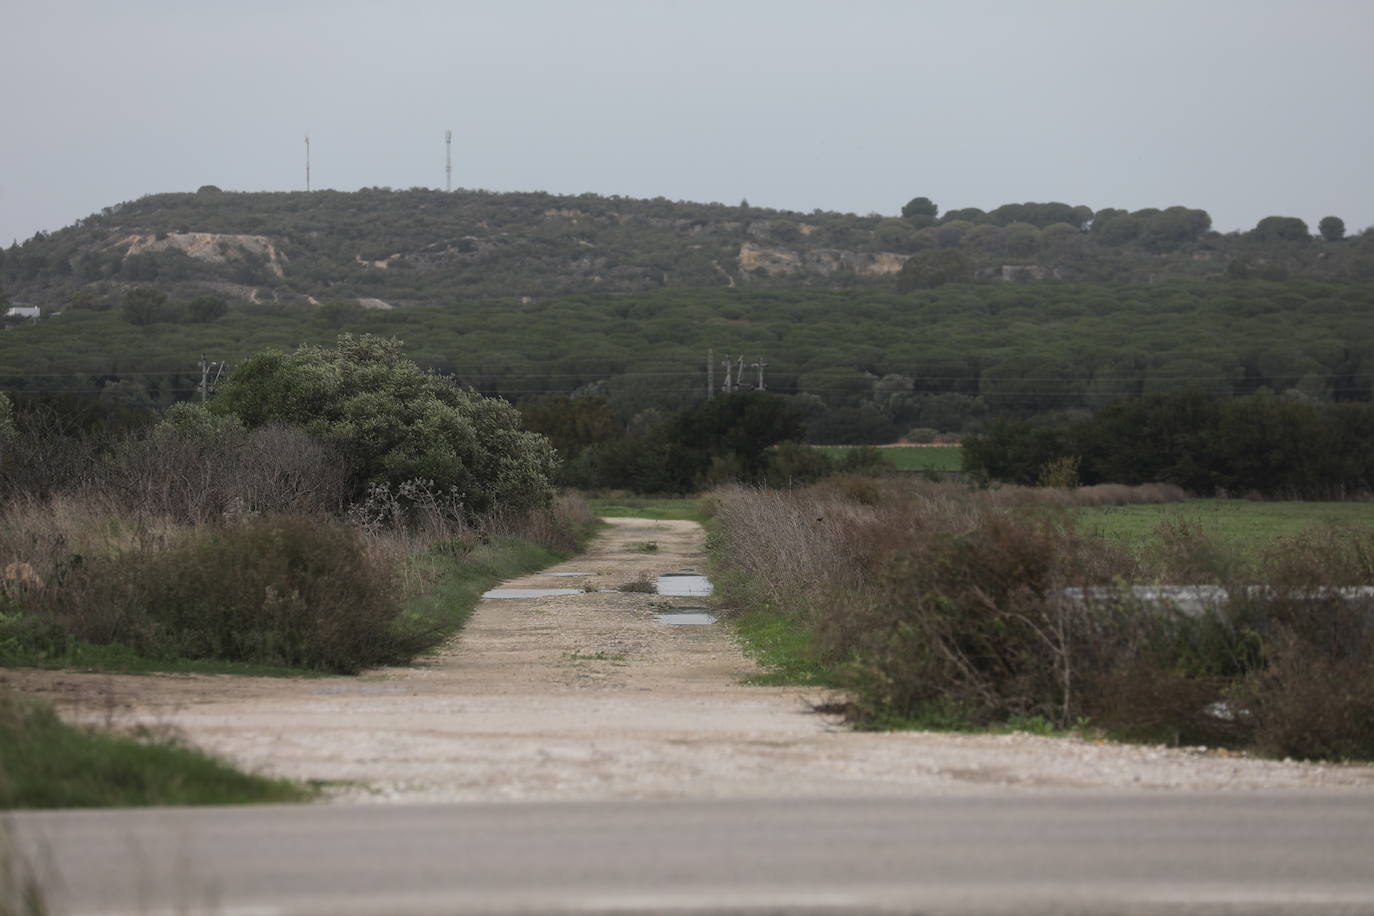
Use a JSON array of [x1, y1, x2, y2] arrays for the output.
[[902, 196, 939, 220], [208, 334, 557, 516], [1252, 216, 1311, 243]]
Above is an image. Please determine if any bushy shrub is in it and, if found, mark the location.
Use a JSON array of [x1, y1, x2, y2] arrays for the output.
[[108, 411, 350, 523], [764, 441, 833, 487], [27, 514, 414, 673]]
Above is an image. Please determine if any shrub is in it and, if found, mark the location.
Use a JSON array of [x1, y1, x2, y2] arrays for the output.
[[27, 514, 414, 673], [764, 441, 833, 487], [109, 414, 350, 523], [711, 481, 1374, 758]]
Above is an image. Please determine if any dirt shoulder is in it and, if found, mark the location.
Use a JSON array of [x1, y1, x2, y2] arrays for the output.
[[4, 517, 1374, 802]]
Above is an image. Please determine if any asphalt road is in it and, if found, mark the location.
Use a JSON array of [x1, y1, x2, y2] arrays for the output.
[[8, 793, 1374, 915]]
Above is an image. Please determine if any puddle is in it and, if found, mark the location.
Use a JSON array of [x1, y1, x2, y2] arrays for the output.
[[482, 588, 583, 599], [656, 574, 713, 597], [654, 612, 718, 626], [314, 684, 411, 695], [538, 572, 594, 578]]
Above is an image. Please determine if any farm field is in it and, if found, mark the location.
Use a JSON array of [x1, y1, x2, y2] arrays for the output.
[[1074, 499, 1374, 561], [812, 444, 962, 471]]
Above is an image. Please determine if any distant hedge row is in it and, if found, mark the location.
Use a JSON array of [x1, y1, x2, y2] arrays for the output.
[[964, 391, 1374, 498]]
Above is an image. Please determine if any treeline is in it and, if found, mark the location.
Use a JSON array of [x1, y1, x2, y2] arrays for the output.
[[2, 280, 1370, 442], [964, 390, 1374, 499], [3, 188, 1373, 310]]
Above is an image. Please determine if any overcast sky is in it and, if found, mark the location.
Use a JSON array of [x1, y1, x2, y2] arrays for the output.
[[4, 0, 1372, 246]]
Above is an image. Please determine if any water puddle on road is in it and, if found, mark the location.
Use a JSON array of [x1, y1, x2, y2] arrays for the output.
[[482, 587, 584, 599], [652, 602, 717, 626], [654, 612, 718, 626], [538, 572, 594, 578], [656, 573, 713, 597]]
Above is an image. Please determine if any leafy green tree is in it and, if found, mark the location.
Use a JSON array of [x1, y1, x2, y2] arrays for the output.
[[901, 196, 939, 220], [517, 393, 615, 462], [1139, 207, 1212, 251], [210, 334, 557, 515], [1097, 213, 1140, 246], [931, 220, 975, 248], [665, 391, 805, 487], [941, 207, 986, 224], [1251, 216, 1310, 242], [896, 249, 973, 291], [1003, 222, 1043, 256], [1319, 216, 1346, 242]]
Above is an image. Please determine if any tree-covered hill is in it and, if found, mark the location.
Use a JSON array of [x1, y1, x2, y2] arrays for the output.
[[3, 280, 1369, 443], [3, 188, 1372, 310]]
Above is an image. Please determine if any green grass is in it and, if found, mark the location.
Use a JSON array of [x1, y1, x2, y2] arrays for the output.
[[589, 496, 712, 524], [0, 689, 311, 809], [1075, 499, 1374, 561], [729, 604, 840, 688], [813, 444, 963, 471]]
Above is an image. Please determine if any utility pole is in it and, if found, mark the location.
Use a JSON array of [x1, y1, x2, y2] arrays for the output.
[[736, 355, 746, 390], [305, 135, 311, 192], [707, 348, 714, 399], [751, 357, 768, 391], [445, 129, 452, 192], [721, 354, 733, 393], [198, 354, 223, 402]]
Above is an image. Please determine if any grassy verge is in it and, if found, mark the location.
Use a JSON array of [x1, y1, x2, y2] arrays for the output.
[[730, 604, 839, 687], [394, 536, 565, 649], [813, 444, 962, 471], [0, 689, 310, 809]]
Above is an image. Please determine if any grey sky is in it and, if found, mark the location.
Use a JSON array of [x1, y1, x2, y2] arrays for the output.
[[4, 0, 1372, 246]]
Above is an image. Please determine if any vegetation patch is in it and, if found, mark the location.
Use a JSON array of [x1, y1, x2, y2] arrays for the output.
[[711, 479, 1374, 760], [0, 689, 309, 809], [1, 496, 595, 677], [812, 444, 962, 472]]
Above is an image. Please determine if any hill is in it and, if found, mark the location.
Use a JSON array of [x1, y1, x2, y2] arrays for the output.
[[3, 188, 1372, 310]]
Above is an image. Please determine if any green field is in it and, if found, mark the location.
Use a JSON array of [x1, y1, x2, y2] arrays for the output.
[[813, 445, 962, 471], [1075, 499, 1374, 560], [589, 496, 712, 524]]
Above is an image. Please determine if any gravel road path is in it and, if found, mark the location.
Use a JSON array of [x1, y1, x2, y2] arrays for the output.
[[4, 517, 1373, 801]]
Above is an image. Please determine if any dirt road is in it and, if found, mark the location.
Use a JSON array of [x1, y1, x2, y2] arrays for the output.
[[4, 518, 1373, 801]]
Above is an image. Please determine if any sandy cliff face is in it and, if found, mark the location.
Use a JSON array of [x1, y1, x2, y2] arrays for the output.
[[118, 232, 288, 278], [736, 242, 908, 280]]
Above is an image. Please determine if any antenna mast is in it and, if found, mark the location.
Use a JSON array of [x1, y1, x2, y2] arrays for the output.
[[445, 129, 452, 192], [305, 135, 311, 192]]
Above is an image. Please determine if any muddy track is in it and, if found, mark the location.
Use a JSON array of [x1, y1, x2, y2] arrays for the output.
[[4, 518, 1374, 802]]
